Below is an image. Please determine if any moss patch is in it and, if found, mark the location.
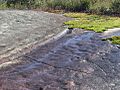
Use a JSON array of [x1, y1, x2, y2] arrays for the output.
[[64, 13, 120, 33], [102, 36, 120, 45]]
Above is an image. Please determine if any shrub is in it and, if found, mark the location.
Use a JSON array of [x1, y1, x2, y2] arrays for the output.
[[1, 0, 119, 16], [99, 6, 112, 15], [47, 0, 62, 9], [6, 0, 35, 9], [111, 0, 120, 14], [79, 0, 90, 11], [46, 0, 90, 12]]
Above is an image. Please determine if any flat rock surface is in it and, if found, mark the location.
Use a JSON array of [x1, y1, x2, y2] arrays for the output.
[[0, 28, 120, 90], [0, 10, 68, 59], [102, 28, 120, 38]]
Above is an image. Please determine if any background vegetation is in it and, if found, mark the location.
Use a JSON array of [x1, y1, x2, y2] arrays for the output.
[[0, 0, 120, 15]]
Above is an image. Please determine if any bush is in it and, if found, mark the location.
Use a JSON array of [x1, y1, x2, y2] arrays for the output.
[[6, 0, 35, 9], [64, 0, 82, 11], [79, 0, 90, 11], [99, 6, 112, 15], [46, 0, 90, 12], [47, 0, 64, 10], [1, 0, 119, 16], [111, 0, 120, 14], [65, 0, 90, 11]]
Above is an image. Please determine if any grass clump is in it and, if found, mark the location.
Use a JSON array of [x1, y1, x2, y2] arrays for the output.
[[64, 13, 120, 33], [102, 36, 120, 45]]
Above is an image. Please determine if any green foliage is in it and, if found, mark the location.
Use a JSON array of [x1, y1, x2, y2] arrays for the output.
[[0, 2, 7, 9], [5, 0, 36, 9], [1, 0, 90, 11], [102, 36, 120, 45], [0, 0, 119, 15], [78, 0, 90, 11], [111, 0, 120, 14], [64, 13, 120, 33], [89, 0, 112, 14], [46, 0, 90, 12]]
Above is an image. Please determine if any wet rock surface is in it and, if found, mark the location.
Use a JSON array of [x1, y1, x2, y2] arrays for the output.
[[0, 28, 120, 90]]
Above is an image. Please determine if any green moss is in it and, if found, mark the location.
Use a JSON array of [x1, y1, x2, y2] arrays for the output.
[[64, 13, 120, 33], [102, 36, 120, 45]]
